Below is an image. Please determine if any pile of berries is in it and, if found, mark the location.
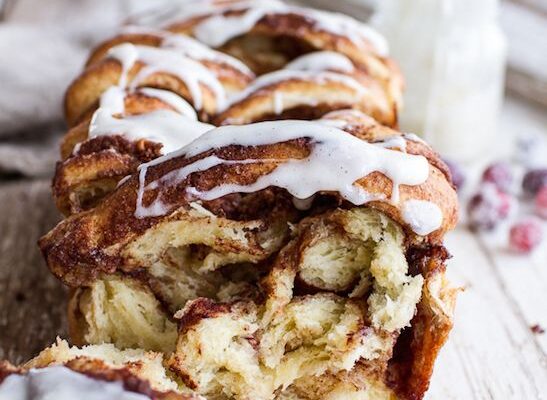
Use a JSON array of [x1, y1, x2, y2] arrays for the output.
[[445, 145, 546, 254]]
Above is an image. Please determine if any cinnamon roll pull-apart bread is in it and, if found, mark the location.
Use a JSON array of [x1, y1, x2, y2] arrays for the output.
[[0, 339, 199, 400], [64, 33, 254, 127], [55, 0, 402, 216], [33, 1, 458, 399], [165, 0, 403, 126], [55, 87, 214, 215], [164, 0, 402, 93], [40, 111, 458, 399], [214, 51, 397, 126]]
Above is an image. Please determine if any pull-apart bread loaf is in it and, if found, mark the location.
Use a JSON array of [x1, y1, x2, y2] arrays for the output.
[[54, 0, 402, 216], [40, 114, 458, 399], [8, 1, 460, 399]]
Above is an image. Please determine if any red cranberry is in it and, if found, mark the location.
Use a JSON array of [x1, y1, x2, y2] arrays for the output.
[[482, 161, 513, 192], [467, 184, 511, 231], [522, 169, 547, 196], [535, 186, 547, 219], [509, 219, 543, 253], [443, 158, 465, 191]]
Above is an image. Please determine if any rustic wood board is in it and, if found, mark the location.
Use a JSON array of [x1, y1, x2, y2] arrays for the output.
[[0, 179, 66, 364], [427, 230, 547, 399]]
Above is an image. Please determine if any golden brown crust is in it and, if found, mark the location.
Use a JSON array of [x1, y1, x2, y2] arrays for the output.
[[55, 92, 179, 215], [169, 9, 403, 126], [53, 151, 140, 216], [64, 35, 253, 126], [388, 246, 458, 400], [214, 66, 398, 127]]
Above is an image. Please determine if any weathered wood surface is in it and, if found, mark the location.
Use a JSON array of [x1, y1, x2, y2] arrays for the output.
[[0, 179, 66, 364], [427, 230, 547, 399]]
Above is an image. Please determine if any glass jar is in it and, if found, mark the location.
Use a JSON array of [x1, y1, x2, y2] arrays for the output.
[[374, 0, 507, 162]]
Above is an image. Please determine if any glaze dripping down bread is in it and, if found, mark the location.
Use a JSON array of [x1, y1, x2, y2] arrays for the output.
[[54, 0, 403, 216], [5, 1, 459, 399]]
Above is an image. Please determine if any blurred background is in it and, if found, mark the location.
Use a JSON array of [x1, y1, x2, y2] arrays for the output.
[[0, 0, 545, 397]]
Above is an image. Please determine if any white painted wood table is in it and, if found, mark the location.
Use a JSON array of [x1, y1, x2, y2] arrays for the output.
[[427, 228, 547, 399], [427, 96, 547, 399], [0, 95, 545, 398]]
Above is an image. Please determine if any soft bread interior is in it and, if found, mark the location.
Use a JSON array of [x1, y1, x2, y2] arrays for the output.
[[164, 208, 423, 399], [70, 276, 178, 353], [67, 207, 452, 400], [123, 204, 290, 274], [278, 366, 399, 400]]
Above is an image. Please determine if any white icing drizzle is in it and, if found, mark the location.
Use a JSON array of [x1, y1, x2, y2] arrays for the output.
[[97, 84, 198, 121], [0, 366, 148, 400], [120, 27, 253, 77], [373, 136, 407, 152], [99, 85, 126, 115], [89, 109, 213, 154], [227, 69, 366, 107], [402, 199, 443, 235], [136, 0, 284, 28], [292, 196, 315, 210], [107, 43, 227, 110], [161, 33, 253, 76], [135, 155, 258, 218], [403, 132, 428, 145], [226, 51, 365, 110], [134, 120, 430, 220], [284, 51, 355, 73], [273, 92, 284, 115], [190, 2, 388, 55], [193, 2, 285, 48], [117, 174, 131, 188], [113, 43, 138, 88], [137, 88, 198, 119], [317, 118, 348, 129], [87, 86, 213, 154]]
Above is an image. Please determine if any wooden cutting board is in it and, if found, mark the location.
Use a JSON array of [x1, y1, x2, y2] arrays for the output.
[[0, 179, 67, 364]]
